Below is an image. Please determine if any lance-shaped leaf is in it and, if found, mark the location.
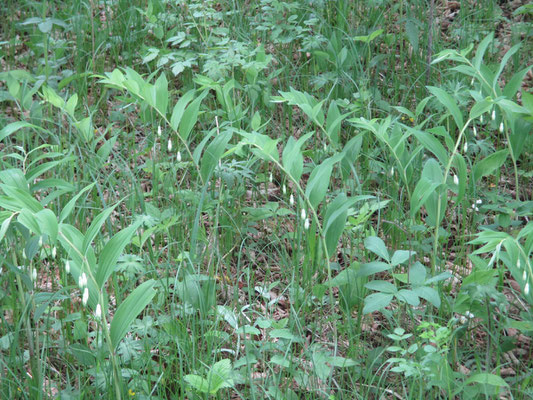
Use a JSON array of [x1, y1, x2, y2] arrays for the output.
[[472, 149, 508, 182], [110, 279, 156, 350], [170, 89, 197, 131], [305, 152, 343, 209], [323, 193, 358, 256], [179, 90, 209, 141], [427, 86, 464, 129], [200, 131, 232, 182], [282, 132, 313, 182], [95, 219, 143, 288], [82, 203, 120, 255]]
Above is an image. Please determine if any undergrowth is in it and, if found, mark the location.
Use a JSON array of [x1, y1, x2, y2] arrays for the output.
[[0, 0, 532, 399]]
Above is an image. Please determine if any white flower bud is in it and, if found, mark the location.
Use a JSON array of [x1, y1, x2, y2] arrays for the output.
[[282, 184, 287, 195], [473, 126, 477, 137], [304, 218, 310, 230], [499, 122, 504, 133], [517, 259, 521, 269], [466, 311, 474, 319], [32, 268, 37, 281], [476, 199, 482, 204], [459, 315, 467, 324], [323, 143, 327, 151], [269, 172, 273, 183], [453, 175, 459, 185], [52, 247, 57, 259], [82, 287, 89, 306], [65, 261, 70, 273], [525, 282, 530, 295], [491, 109, 496, 121], [523, 270, 527, 281], [95, 303, 102, 319], [79, 272, 87, 288], [480, 115, 484, 124], [177, 151, 181, 162], [301, 209, 306, 220], [39, 237, 43, 247], [157, 125, 162, 137], [463, 142, 468, 153], [390, 167, 394, 176], [470, 78, 474, 86], [167, 138, 172, 152], [22, 249, 27, 259], [289, 194, 294, 206]]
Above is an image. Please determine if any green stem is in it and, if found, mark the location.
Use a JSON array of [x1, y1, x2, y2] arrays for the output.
[[431, 118, 472, 273]]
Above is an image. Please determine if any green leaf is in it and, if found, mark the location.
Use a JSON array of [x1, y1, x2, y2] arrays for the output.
[[410, 177, 439, 218], [0, 185, 43, 212], [472, 149, 508, 182], [96, 219, 143, 288], [327, 356, 358, 368], [469, 98, 493, 120], [409, 262, 427, 285], [391, 250, 413, 266], [414, 286, 441, 308], [365, 280, 397, 294], [427, 86, 464, 128], [82, 203, 120, 254], [473, 33, 494, 71], [409, 127, 448, 166], [35, 209, 58, 244], [282, 132, 313, 182], [404, 19, 419, 52], [364, 236, 389, 262], [466, 373, 509, 387], [110, 279, 156, 350], [396, 289, 420, 306], [17, 209, 41, 234], [353, 28, 383, 43], [305, 153, 344, 209], [0, 213, 15, 242], [0, 121, 46, 142], [325, 101, 342, 145], [184, 375, 210, 393], [59, 183, 96, 223], [420, 158, 445, 227], [170, 89, 196, 131], [206, 359, 233, 394], [493, 43, 520, 92], [324, 194, 359, 256], [503, 66, 533, 99], [0, 168, 28, 191], [178, 90, 208, 141], [357, 261, 391, 277], [452, 152, 467, 203], [154, 72, 168, 116], [363, 292, 393, 314], [200, 131, 232, 182]]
